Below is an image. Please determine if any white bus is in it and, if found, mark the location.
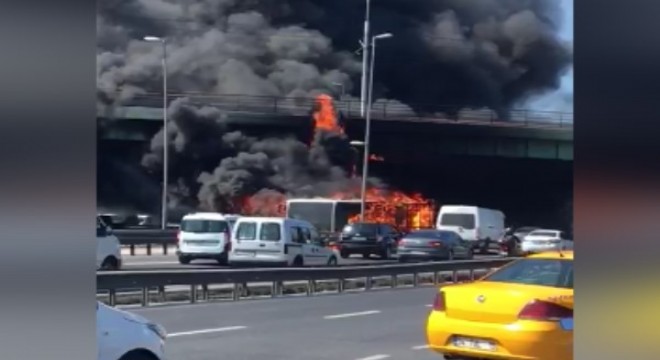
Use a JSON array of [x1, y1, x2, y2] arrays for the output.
[[285, 198, 362, 236]]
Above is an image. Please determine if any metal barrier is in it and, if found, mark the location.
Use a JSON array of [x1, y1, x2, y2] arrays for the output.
[[123, 93, 573, 129], [114, 229, 177, 256], [97, 258, 513, 307]]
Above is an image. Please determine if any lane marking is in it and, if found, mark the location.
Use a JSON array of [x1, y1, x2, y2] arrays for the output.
[[125, 261, 180, 266], [412, 344, 430, 350], [425, 304, 433, 307], [356, 355, 390, 360], [168, 325, 247, 337], [323, 310, 381, 319]]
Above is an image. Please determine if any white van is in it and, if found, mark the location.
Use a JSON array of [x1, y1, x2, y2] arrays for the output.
[[97, 216, 122, 271], [229, 217, 338, 267], [435, 205, 505, 253], [97, 301, 166, 360], [176, 212, 240, 265]]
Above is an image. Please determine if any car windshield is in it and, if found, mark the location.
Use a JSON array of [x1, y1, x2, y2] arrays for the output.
[[180, 219, 228, 233], [483, 258, 573, 289]]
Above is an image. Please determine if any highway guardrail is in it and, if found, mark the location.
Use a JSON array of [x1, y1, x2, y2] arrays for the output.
[[97, 258, 513, 307], [113, 229, 177, 255]]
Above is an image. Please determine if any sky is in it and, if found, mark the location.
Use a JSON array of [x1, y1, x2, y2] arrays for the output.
[[523, 0, 573, 113]]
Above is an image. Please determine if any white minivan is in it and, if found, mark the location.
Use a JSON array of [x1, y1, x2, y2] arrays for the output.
[[176, 212, 240, 265], [228, 217, 338, 267], [435, 205, 505, 253], [97, 301, 167, 360], [97, 216, 122, 271]]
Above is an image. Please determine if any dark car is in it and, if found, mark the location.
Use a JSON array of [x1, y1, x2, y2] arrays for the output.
[[397, 229, 473, 262], [498, 226, 540, 256], [338, 222, 400, 259]]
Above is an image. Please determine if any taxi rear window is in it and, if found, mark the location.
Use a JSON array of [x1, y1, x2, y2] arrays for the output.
[[483, 258, 573, 289]]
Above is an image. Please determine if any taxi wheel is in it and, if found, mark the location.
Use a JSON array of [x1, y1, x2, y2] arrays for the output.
[[178, 256, 191, 264]]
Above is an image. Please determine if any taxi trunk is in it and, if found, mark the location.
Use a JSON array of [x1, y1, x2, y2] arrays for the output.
[[443, 282, 573, 324]]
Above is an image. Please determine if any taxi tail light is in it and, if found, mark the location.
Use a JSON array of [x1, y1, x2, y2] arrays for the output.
[[518, 300, 572, 321], [432, 291, 446, 311]]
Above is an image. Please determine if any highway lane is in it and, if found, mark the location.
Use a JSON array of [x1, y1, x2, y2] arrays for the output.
[[120, 252, 501, 271], [127, 287, 450, 360]]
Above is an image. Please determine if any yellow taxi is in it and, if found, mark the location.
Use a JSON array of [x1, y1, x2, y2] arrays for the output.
[[426, 251, 573, 360]]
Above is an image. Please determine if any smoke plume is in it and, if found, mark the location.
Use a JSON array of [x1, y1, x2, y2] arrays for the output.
[[97, 0, 572, 118], [98, 0, 573, 215]]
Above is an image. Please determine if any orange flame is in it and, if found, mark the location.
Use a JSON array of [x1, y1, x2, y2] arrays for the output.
[[313, 94, 343, 134], [330, 188, 435, 231]]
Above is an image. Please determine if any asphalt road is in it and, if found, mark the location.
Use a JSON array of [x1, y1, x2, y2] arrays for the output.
[[120, 253, 499, 271], [128, 286, 447, 360]]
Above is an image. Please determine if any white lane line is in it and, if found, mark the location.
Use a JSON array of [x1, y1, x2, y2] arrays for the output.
[[412, 344, 430, 350], [126, 261, 179, 266], [168, 326, 247, 337], [425, 304, 433, 307], [323, 310, 381, 320], [356, 355, 390, 360]]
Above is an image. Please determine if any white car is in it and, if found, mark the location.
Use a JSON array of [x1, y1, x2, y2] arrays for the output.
[[521, 229, 573, 254], [229, 217, 338, 267], [97, 301, 167, 360], [97, 216, 122, 271], [176, 212, 240, 265]]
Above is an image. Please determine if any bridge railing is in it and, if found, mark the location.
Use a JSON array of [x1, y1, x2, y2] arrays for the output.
[[121, 93, 573, 129], [97, 258, 514, 307]]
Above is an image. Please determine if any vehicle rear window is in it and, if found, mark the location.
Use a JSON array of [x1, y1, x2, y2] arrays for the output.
[[259, 222, 281, 241], [236, 222, 257, 240], [343, 223, 378, 234], [440, 213, 475, 229], [483, 258, 573, 289], [405, 230, 439, 239], [529, 231, 558, 237], [181, 219, 228, 233]]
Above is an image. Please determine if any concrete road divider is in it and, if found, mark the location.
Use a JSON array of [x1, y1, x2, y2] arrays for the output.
[[98, 258, 513, 307]]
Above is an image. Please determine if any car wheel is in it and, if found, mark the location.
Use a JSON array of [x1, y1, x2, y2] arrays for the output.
[[216, 253, 228, 265], [100, 256, 119, 271], [178, 255, 191, 264], [292, 256, 304, 267], [119, 350, 159, 360], [380, 246, 392, 260], [340, 250, 350, 259], [327, 256, 338, 266]]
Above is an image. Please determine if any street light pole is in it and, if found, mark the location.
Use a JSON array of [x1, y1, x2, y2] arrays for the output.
[[144, 36, 169, 229], [359, 33, 392, 221], [360, 0, 371, 118]]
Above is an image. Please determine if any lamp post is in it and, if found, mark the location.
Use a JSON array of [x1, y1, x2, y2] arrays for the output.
[[143, 35, 169, 229], [359, 33, 392, 221], [360, 0, 371, 118]]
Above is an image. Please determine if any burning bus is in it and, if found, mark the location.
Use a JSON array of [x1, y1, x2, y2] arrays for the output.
[[285, 197, 436, 241]]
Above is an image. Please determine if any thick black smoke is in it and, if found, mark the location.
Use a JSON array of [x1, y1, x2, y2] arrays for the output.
[[140, 97, 380, 215], [97, 0, 572, 118], [98, 0, 572, 215]]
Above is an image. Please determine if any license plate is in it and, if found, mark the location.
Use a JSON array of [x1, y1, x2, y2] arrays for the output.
[[451, 337, 496, 351], [352, 236, 366, 241], [411, 251, 427, 255]]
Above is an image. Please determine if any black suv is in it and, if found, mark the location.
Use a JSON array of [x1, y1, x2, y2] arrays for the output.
[[338, 222, 400, 259]]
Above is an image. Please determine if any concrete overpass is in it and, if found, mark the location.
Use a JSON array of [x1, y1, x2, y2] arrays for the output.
[[99, 94, 573, 161]]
